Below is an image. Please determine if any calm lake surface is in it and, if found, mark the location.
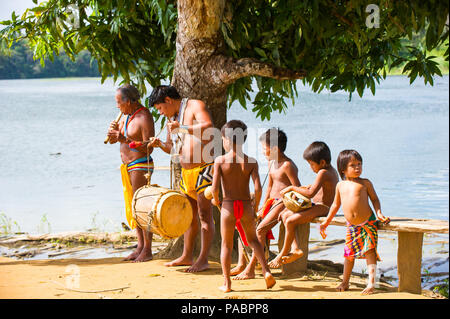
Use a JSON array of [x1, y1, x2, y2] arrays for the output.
[[0, 75, 448, 285]]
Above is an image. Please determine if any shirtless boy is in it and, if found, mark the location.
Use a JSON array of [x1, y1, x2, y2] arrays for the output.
[[211, 120, 276, 292], [148, 85, 215, 272], [320, 149, 389, 295], [107, 84, 155, 262], [269, 141, 339, 268], [233, 128, 301, 280]]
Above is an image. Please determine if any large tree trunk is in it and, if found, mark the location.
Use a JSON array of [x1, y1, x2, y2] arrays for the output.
[[172, 0, 228, 129]]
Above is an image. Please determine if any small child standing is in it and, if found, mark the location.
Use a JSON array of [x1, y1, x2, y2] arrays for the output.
[[270, 141, 339, 268], [211, 120, 276, 292], [320, 149, 390, 295]]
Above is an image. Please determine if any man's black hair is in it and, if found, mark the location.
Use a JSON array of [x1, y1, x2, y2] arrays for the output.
[[148, 85, 181, 106]]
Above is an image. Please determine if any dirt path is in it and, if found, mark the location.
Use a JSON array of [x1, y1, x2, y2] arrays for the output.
[[0, 256, 433, 299]]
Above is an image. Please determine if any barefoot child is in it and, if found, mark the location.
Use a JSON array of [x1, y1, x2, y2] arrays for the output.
[[319, 150, 390, 295], [269, 141, 339, 268], [211, 120, 276, 292], [233, 128, 301, 280]]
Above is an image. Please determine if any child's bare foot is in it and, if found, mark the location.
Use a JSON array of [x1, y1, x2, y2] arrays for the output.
[[123, 247, 142, 261], [133, 249, 153, 263], [336, 282, 349, 292], [164, 256, 193, 267], [219, 278, 232, 292], [230, 264, 246, 276], [361, 285, 375, 295], [233, 269, 255, 280], [264, 273, 276, 289], [281, 249, 304, 264], [185, 259, 209, 273], [268, 255, 283, 269], [219, 285, 232, 293]]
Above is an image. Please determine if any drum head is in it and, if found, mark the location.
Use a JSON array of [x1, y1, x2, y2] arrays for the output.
[[157, 192, 193, 238]]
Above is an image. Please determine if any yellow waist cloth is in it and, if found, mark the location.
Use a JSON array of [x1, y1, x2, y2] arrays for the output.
[[120, 164, 137, 229]]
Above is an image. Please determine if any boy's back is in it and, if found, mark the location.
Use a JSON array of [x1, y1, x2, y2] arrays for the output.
[[216, 153, 257, 200]]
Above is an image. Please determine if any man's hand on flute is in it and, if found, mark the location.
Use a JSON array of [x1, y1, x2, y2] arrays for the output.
[[166, 120, 179, 133], [167, 120, 189, 135], [107, 121, 122, 144], [147, 136, 172, 154], [147, 137, 162, 148]]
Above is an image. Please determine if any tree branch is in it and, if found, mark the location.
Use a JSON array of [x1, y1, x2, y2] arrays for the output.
[[208, 55, 307, 86], [327, 1, 353, 27]]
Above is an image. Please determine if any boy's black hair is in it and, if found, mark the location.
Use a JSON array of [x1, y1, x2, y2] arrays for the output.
[[221, 120, 248, 145], [148, 85, 181, 106], [303, 141, 332, 165], [259, 127, 287, 152], [337, 150, 363, 180]]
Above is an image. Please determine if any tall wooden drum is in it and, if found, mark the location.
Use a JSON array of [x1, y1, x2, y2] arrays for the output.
[[132, 184, 193, 239]]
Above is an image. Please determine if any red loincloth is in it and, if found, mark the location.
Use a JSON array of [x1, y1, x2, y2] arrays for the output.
[[261, 198, 276, 240], [233, 200, 249, 246]]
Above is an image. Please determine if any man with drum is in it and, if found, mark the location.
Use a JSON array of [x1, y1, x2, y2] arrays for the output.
[[107, 84, 156, 262], [148, 85, 216, 273]]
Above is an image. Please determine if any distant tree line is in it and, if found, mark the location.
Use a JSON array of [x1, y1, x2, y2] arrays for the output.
[[0, 40, 100, 79]]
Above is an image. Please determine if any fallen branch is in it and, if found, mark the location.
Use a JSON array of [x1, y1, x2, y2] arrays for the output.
[[0, 231, 140, 246], [6, 249, 40, 258], [50, 280, 130, 294], [422, 272, 449, 278], [47, 247, 95, 258]]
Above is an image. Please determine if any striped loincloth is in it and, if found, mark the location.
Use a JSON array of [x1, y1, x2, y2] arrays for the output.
[[127, 156, 154, 173]]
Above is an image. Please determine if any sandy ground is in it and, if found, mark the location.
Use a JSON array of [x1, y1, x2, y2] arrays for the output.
[[0, 256, 434, 299]]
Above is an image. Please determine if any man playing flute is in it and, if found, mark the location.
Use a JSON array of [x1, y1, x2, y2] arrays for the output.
[[107, 84, 156, 262]]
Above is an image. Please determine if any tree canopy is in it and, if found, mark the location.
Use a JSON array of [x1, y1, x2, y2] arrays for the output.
[[1, 0, 448, 120]]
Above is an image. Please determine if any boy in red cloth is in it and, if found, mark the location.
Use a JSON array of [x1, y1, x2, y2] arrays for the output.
[[233, 128, 302, 280], [211, 120, 276, 293]]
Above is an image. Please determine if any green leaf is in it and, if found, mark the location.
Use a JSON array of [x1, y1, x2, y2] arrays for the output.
[[369, 76, 376, 95], [356, 78, 364, 98], [254, 47, 267, 59]]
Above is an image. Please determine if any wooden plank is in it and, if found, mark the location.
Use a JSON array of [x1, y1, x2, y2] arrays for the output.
[[397, 231, 423, 294], [278, 223, 309, 275], [311, 216, 448, 234]]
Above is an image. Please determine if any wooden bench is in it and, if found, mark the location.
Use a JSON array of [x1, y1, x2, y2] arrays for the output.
[[277, 216, 449, 294]]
